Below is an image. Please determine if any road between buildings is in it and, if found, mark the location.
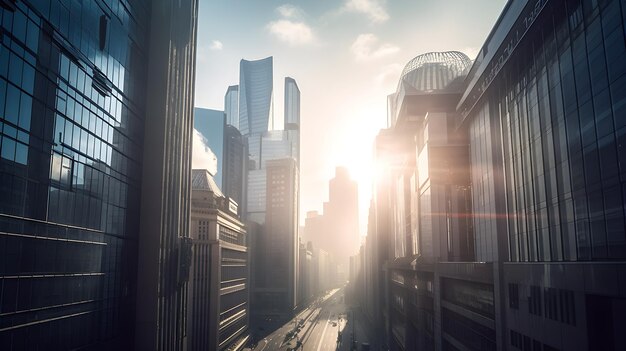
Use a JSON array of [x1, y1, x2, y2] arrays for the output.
[[251, 287, 347, 351]]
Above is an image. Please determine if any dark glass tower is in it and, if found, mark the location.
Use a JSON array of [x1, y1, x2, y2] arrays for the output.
[[0, 0, 198, 349]]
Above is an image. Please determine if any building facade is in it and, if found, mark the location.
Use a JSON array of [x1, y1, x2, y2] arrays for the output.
[[327, 167, 360, 260], [224, 85, 239, 129], [238, 57, 273, 136], [253, 158, 299, 319], [246, 130, 299, 224], [189, 170, 249, 351], [304, 167, 359, 282], [362, 0, 626, 350], [0, 0, 198, 350], [0, 1, 197, 350], [297, 240, 314, 307], [283, 77, 300, 167], [222, 124, 247, 217]]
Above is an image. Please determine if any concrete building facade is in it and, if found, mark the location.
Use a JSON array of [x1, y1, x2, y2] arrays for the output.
[[189, 170, 249, 351], [361, 1, 626, 350]]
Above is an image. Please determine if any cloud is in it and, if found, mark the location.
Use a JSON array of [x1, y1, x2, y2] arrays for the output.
[[277, 4, 304, 19], [350, 33, 399, 61], [375, 62, 403, 85], [341, 0, 389, 24], [192, 129, 218, 175], [209, 40, 223, 51], [267, 20, 315, 45], [267, 4, 316, 46]]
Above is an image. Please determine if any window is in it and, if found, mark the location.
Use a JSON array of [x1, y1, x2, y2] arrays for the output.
[[50, 153, 73, 188], [509, 283, 520, 309], [529, 285, 542, 316]]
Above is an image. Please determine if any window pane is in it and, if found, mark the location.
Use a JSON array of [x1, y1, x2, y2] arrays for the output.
[[1, 136, 16, 160]]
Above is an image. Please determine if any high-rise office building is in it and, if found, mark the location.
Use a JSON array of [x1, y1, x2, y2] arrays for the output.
[[246, 131, 300, 224], [284, 78, 300, 172], [224, 85, 239, 129], [235, 58, 302, 327], [189, 169, 249, 351], [134, 0, 199, 349], [239, 57, 273, 136], [242, 70, 300, 224], [284, 77, 300, 131], [222, 124, 247, 217], [303, 168, 359, 281], [194, 108, 225, 187], [0, 0, 198, 350], [327, 167, 359, 257], [362, 0, 626, 350], [297, 240, 314, 307], [253, 158, 299, 318]]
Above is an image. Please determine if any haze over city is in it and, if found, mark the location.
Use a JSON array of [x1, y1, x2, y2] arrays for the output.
[[2, 0, 626, 350], [193, 0, 507, 230]]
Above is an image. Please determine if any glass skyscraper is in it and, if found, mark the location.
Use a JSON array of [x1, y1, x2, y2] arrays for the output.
[[224, 84, 239, 129], [222, 125, 247, 217], [284, 77, 300, 131], [246, 130, 300, 223], [238, 57, 273, 136], [0, 0, 198, 349], [237, 56, 301, 225]]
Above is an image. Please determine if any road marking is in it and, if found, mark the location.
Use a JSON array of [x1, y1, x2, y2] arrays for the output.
[[258, 340, 269, 351], [316, 312, 331, 351]]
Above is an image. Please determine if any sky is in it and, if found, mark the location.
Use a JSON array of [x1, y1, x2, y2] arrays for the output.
[[194, 0, 507, 234]]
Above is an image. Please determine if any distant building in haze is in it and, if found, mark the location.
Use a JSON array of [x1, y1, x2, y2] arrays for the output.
[[297, 240, 314, 307], [305, 167, 359, 277], [284, 77, 300, 131], [327, 167, 359, 257]]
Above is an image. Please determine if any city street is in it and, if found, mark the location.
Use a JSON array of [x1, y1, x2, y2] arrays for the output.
[[251, 287, 371, 351]]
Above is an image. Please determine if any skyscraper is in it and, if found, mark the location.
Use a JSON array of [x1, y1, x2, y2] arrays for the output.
[[238, 57, 273, 136], [239, 60, 300, 224], [284, 77, 300, 131], [222, 125, 247, 217], [303, 168, 358, 283], [0, 0, 198, 349], [135, 0, 198, 349], [254, 158, 299, 318], [284, 77, 300, 170], [362, 0, 626, 349], [194, 108, 226, 187], [327, 167, 359, 255], [224, 85, 239, 129]]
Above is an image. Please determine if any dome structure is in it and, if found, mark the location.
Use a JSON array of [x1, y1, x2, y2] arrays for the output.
[[397, 51, 472, 93]]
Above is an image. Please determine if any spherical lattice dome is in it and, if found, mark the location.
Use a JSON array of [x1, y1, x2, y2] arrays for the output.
[[398, 51, 472, 92]]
